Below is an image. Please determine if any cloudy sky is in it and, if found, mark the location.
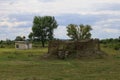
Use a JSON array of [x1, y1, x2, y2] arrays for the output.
[[0, 0, 120, 40]]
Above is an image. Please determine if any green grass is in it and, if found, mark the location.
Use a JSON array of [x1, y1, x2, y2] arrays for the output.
[[101, 44, 119, 55], [101, 47, 119, 55], [0, 47, 120, 80], [0, 48, 47, 61]]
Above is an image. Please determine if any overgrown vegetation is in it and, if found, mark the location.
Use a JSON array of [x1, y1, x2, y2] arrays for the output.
[[0, 40, 14, 48], [100, 37, 120, 51]]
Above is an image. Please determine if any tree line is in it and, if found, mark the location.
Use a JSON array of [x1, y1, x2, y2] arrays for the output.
[[12, 15, 119, 49], [100, 37, 120, 50]]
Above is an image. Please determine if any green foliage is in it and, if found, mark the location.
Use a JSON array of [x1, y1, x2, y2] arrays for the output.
[[28, 32, 33, 41], [100, 38, 120, 51], [31, 16, 58, 47], [67, 24, 92, 40], [0, 40, 14, 48], [0, 45, 5, 48], [15, 36, 25, 41], [101, 44, 119, 55], [67, 24, 78, 40]]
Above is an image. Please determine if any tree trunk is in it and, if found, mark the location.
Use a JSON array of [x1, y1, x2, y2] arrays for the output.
[[41, 40, 45, 47]]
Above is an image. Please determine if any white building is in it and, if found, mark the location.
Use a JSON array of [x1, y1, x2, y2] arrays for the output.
[[15, 41, 32, 49]]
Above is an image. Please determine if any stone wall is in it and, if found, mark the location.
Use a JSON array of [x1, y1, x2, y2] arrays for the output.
[[47, 39, 106, 59]]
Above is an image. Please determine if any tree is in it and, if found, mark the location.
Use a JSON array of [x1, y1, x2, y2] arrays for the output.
[[66, 24, 78, 40], [22, 36, 26, 41], [118, 36, 120, 42], [67, 24, 92, 40], [32, 16, 58, 47], [15, 36, 23, 41], [28, 32, 33, 40], [6, 39, 12, 45], [15, 36, 25, 41]]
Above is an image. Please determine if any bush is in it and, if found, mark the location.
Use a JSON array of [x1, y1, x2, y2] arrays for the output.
[[0, 45, 5, 48], [114, 46, 120, 50]]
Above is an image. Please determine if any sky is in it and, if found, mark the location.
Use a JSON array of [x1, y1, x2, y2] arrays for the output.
[[0, 0, 120, 40]]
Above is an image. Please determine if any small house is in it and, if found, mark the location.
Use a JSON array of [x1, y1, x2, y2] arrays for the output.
[[15, 41, 32, 49]]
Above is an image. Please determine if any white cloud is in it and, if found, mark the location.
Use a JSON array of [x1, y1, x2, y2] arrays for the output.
[[103, 28, 120, 33], [1, 0, 120, 16], [0, 17, 29, 28], [54, 26, 69, 39], [93, 19, 120, 29], [0, 17, 31, 40], [92, 18, 120, 39], [0, 26, 31, 40], [78, 11, 120, 15], [96, 19, 120, 24]]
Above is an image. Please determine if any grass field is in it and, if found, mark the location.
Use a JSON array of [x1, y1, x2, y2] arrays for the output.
[[0, 47, 120, 80]]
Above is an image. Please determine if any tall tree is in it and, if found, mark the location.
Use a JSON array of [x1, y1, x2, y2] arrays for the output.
[[67, 24, 92, 40], [32, 16, 58, 47], [67, 24, 78, 40]]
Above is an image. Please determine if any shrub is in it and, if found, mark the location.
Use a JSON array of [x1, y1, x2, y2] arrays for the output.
[[0, 45, 5, 48], [114, 46, 120, 50]]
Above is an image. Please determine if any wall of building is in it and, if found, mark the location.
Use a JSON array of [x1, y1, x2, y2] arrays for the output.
[[15, 43, 32, 49]]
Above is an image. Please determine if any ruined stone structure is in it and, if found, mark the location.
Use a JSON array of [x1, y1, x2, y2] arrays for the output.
[[47, 39, 106, 59]]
